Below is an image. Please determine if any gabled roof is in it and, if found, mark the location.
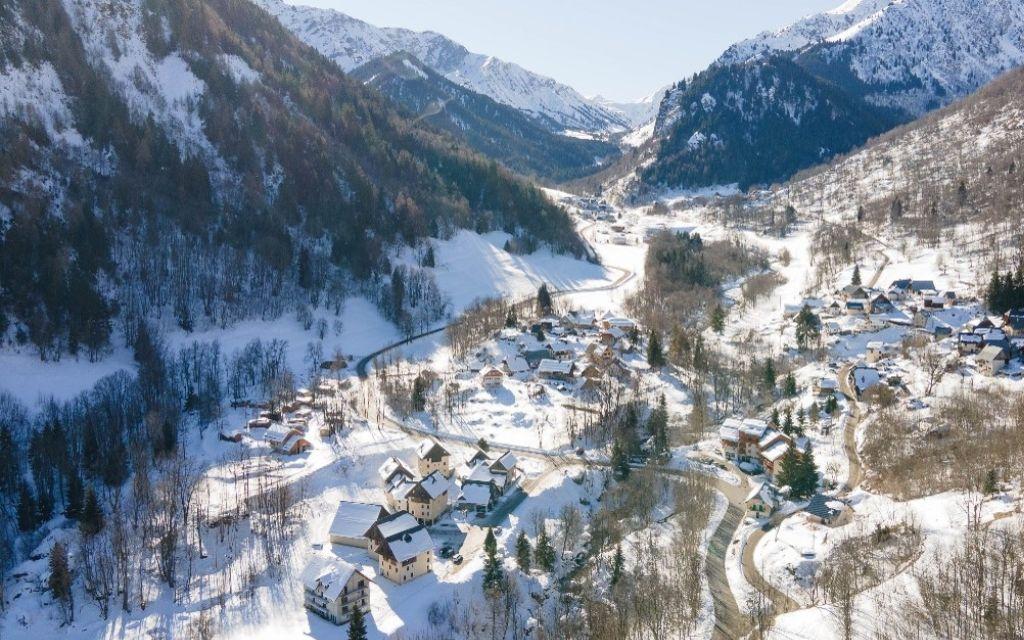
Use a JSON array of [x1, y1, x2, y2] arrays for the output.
[[372, 510, 420, 540], [760, 439, 790, 463], [490, 451, 518, 473], [718, 418, 741, 442], [417, 471, 450, 500], [300, 556, 361, 601], [457, 481, 497, 506], [805, 493, 848, 520], [379, 457, 415, 487], [538, 359, 573, 375], [979, 344, 1008, 362], [416, 439, 450, 462], [745, 481, 777, 506], [330, 501, 387, 540], [380, 523, 433, 563], [740, 418, 769, 438]]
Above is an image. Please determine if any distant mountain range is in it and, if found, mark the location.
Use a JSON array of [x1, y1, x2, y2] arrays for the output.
[[351, 53, 619, 182], [643, 0, 1024, 192], [251, 0, 646, 134]]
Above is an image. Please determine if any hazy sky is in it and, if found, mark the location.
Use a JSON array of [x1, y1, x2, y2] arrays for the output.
[[289, 0, 842, 102]]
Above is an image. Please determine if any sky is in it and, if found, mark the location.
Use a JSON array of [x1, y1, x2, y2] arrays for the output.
[[289, 0, 843, 102]]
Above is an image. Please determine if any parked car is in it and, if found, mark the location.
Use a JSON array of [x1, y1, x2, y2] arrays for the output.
[[452, 554, 464, 565]]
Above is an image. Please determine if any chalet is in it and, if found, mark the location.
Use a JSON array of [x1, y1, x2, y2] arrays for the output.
[[386, 471, 450, 525], [578, 363, 603, 380], [957, 332, 984, 355], [586, 343, 617, 368], [852, 365, 881, 397], [522, 348, 555, 369], [1003, 309, 1024, 336], [599, 327, 626, 347], [719, 417, 769, 462], [301, 556, 370, 625], [456, 480, 500, 515], [815, 377, 839, 396], [563, 310, 596, 330], [890, 279, 937, 297], [866, 341, 897, 364], [744, 482, 779, 517], [804, 493, 852, 527], [718, 418, 741, 460], [537, 359, 575, 381], [869, 293, 895, 314], [600, 316, 636, 332], [368, 512, 434, 584], [416, 440, 452, 477], [502, 356, 530, 377], [545, 340, 575, 360], [330, 501, 388, 548], [379, 457, 416, 492], [923, 296, 946, 310], [480, 366, 505, 388], [840, 285, 869, 300], [845, 299, 868, 315], [978, 345, 1008, 376]]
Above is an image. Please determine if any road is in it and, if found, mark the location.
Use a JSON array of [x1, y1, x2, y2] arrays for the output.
[[837, 364, 865, 493]]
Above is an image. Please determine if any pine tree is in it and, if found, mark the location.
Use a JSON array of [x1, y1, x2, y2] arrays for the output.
[[347, 604, 367, 640], [770, 407, 780, 427], [482, 528, 503, 591], [796, 407, 806, 435], [422, 245, 436, 268], [851, 264, 861, 285], [649, 395, 669, 456], [784, 373, 798, 398], [983, 469, 999, 495], [515, 530, 532, 572], [48, 541, 73, 623], [691, 334, 707, 373], [17, 482, 37, 532], [794, 305, 822, 350], [535, 527, 556, 572], [710, 305, 726, 334], [647, 330, 665, 368], [65, 472, 84, 520], [762, 359, 776, 393], [782, 409, 795, 436], [611, 440, 630, 481], [669, 326, 691, 365], [774, 448, 801, 494], [797, 448, 819, 499], [80, 486, 104, 536], [610, 544, 624, 586], [411, 375, 427, 412], [505, 307, 518, 328], [536, 283, 553, 316]]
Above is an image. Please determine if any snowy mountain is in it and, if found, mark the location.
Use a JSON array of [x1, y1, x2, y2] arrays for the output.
[[250, 0, 637, 133], [0, 0, 583, 358], [644, 0, 1024, 192], [719, 0, 1024, 116], [351, 53, 618, 181]]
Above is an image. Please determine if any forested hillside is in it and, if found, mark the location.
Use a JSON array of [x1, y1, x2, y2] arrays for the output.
[[352, 53, 619, 182], [0, 0, 583, 360]]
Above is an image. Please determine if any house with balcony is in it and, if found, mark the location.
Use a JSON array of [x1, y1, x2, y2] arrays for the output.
[[301, 556, 371, 625]]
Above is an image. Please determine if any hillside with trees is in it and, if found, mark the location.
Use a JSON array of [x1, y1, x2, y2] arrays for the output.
[[0, 0, 584, 359]]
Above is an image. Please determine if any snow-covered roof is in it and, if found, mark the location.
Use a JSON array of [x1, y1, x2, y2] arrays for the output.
[[300, 556, 361, 601], [818, 377, 838, 389], [757, 430, 786, 450], [958, 332, 983, 343], [382, 525, 433, 563], [980, 345, 1008, 361], [264, 423, 293, 445], [330, 501, 386, 540], [745, 481, 776, 506], [538, 359, 573, 375], [719, 417, 742, 442], [491, 451, 518, 472], [416, 439, 450, 461], [760, 439, 789, 462], [481, 365, 504, 378], [418, 471, 449, 500], [503, 356, 530, 374], [457, 482, 494, 507], [374, 511, 420, 539], [740, 418, 769, 438], [464, 461, 507, 489], [379, 457, 413, 485], [853, 366, 881, 392]]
